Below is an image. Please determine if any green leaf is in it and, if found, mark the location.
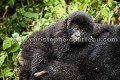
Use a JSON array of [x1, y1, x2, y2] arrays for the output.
[[12, 33, 19, 38], [108, 0, 116, 8], [0, 55, 7, 66], [4, 72, 13, 77], [108, 0, 113, 7], [108, 11, 114, 23], [0, 51, 6, 56], [3, 67, 13, 77], [2, 39, 12, 50], [101, 8, 109, 17], [12, 52, 18, 65], [24, 12, 39, 19], [8, 0, 15, 8], [8, 42, 20, 53]]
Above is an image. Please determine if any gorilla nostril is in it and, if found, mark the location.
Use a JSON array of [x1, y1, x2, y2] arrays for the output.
[[77, 35, 80, 37], [75, 34, 80, 37]]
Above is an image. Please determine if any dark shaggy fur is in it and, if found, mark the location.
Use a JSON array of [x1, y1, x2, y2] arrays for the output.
[[42, 61, 83, 80], [85, 25, 120, 80], [58, 25, 120, 80], [42, 24, 120, 80], [18, 10, 120, 80], [19, 20, 69, 80], [18, 11, 95, 80]]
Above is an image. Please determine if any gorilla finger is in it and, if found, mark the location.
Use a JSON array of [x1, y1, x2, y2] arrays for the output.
[[34, 71, 48, 78]]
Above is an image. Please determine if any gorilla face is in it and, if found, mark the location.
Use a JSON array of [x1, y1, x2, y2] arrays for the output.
[[66, 11, 94, 45], [69, 23, 92, 44]]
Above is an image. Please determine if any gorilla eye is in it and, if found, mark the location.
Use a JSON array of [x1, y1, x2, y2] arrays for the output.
[[81, 30, 84, 32], [81, 28, 87, 32], [73, 27, 79, 32]]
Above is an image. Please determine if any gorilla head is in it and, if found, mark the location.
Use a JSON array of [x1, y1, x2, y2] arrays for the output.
[[66, 11, 94, 45]]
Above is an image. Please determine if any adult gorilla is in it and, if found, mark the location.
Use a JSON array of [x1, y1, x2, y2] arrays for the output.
[[18, 11, 94, 80], [18, 10, 120, 80]]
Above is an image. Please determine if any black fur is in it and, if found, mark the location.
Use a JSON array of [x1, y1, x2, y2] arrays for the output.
[[86, 25, 120, 80], [58, 25, 120, 80], [19, 20, 69, 80], [42, 61, 83, 80], [18, 11, 120, 80], [18, 11, 94, 80]]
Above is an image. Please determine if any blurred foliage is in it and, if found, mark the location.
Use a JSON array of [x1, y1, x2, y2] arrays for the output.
[[0, 0, 120, 80]]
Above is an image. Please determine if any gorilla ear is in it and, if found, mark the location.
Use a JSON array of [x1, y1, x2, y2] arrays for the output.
[[18, 57, 24, 67]]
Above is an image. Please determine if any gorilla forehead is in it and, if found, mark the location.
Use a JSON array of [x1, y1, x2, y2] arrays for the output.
[[67, 11, 94, 26]]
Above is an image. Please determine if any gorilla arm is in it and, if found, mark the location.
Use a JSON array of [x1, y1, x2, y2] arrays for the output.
[[21, 20, 70, 79], [21, 31, 49, 80]]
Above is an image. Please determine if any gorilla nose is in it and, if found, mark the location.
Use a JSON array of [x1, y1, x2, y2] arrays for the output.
[[74, 31, 81, 37], [75, 34, 80, 37]]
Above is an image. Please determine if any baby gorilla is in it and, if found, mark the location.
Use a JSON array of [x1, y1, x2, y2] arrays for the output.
[[18, 11, 94, 80], [66, 11, 94, 45]]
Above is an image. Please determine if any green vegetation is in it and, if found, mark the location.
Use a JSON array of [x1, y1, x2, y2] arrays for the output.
[[0, 0, 120, 80]]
